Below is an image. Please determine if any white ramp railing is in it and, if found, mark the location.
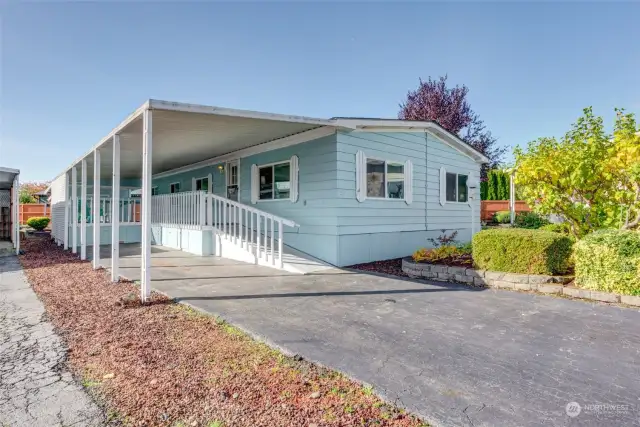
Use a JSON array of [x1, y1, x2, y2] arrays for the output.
[[149, 191, 297, 268], [67, 197, 141, 225], [151, 192, 206, 230]]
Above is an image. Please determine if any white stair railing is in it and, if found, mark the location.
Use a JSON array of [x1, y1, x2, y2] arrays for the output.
[[209, 193, 297, 269]]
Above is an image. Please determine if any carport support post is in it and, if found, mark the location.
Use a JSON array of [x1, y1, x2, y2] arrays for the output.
[[71, 166, 78, 254], [13, 175, 19, 255], [111, 135, 120, 282], [140, 109, 153, 302], [80, 159, 87, 260], [64, 171, 69, 250], [93, 149, 101, 268]]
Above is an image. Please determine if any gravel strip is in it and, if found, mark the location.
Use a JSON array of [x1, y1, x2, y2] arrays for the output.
[[19, 237, 426, 427]]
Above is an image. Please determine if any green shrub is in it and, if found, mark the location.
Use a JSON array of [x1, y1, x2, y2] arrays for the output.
[[472, 228, 573, 275], [26, 217, 50, 231], [493, 211, 511, 224], [574, 230, 640, 295], [540, 222, 572, 235], [514, 211, 549, 229]]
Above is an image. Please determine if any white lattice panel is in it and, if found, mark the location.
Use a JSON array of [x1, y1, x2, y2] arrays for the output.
[[0, 190, 10, 208]]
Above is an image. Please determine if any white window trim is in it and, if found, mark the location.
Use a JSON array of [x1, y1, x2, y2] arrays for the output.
[[194, 176, 209, 192], [225, 159, 240, 200], [169, 182, 180, 194], [226, 160, 240, 186], [256, 160, 291, 203], [365, 156, 406, 201], [445, 171, 469, 204]]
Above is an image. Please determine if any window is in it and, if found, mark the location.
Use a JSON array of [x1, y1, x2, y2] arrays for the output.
[[258, 161, 290, 200], [366, 159, 404, 199], [228, 164, 239, 186], [226, 161, 239, 201], [151, 186, 159, 196], [445, 172, 468, 202], [195, 178, 208, 192], [169, 182, 180, 194]]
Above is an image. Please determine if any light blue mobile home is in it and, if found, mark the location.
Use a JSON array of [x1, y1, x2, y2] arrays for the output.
[[48, 100, 487, 293]]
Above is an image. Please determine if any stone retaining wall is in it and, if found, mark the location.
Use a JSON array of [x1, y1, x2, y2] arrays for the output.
[[401, 258, 640, 307]]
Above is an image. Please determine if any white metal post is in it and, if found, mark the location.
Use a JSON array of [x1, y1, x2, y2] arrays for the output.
[[64, 172, 69, 250], [80, 159, 87, 260], [13, 175, 19, 254], [509, 171, 516, 225], [71, 166, 78, 254], [141, 109, 153, 302], [111, 135, 121, 282], [278, 222, 283, 269], [93, 149, 101, 268], [11, 181, 15, 248]]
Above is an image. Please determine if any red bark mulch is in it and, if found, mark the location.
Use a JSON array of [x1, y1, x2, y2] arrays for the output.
[[19, 237, 426, 427], [348, 258, 408, 278], [349, 254, 473, 278]]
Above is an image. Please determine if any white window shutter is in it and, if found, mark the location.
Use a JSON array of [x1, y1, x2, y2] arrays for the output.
[[192, 177, 196, 191], [207, 173, 212, 194], [290, 155, 299, 203], [439, 166, 446, 206], [251, 164, 259, 204], [356, 150, 367, 202], [404, 160, 413, 205]]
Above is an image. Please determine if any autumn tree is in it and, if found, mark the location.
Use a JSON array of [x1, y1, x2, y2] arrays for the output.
[[19, 181, 49, 204], [514, 107, 640, 238], [399, 76, 506, 176]]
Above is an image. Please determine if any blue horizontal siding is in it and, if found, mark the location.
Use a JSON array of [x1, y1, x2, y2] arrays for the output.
[[152, 164, 226, 196], [335, 131, 428, 240], [426, 133, 481, 231]]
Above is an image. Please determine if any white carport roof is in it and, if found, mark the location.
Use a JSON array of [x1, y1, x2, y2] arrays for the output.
[[54, 99, 489, 182], [0, 167, 20, 190]]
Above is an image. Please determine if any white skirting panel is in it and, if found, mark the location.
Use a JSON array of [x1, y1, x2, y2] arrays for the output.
[[71, 224, 142, 246], [150, 225, 213, 256]]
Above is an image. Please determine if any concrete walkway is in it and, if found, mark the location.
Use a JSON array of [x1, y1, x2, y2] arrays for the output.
[[127, 249, 640, 427], [0, 255, 104, 427]]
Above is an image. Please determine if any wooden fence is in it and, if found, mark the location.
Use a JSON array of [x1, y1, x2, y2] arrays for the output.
[[481, 200, 530, 221], [19, 204, 49, 224]]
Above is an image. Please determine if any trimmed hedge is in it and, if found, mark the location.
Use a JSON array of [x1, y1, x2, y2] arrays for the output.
[[574, 230, 640, 296], [26, 216, 50, 231], [472, 228, 573, 275]]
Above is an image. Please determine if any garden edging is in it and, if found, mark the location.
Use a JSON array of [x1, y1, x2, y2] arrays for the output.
[[401, 258, 640, 307]]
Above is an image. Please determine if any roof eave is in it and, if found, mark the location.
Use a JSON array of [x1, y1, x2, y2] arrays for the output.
[[333, 119, 490, 164]]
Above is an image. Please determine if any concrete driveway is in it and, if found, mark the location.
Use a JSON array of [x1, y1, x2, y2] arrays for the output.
[[104, 245, 640, 426]]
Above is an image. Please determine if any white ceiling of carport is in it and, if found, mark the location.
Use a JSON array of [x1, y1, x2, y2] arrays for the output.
[[80, 110, 323, 181]]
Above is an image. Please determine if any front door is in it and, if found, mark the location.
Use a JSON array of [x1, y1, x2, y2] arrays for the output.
[[226, 160, 239, 201]]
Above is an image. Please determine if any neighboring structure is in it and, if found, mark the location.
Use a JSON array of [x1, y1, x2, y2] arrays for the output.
[[48, 100, 487, 301], [0, 167, 21, 255]]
